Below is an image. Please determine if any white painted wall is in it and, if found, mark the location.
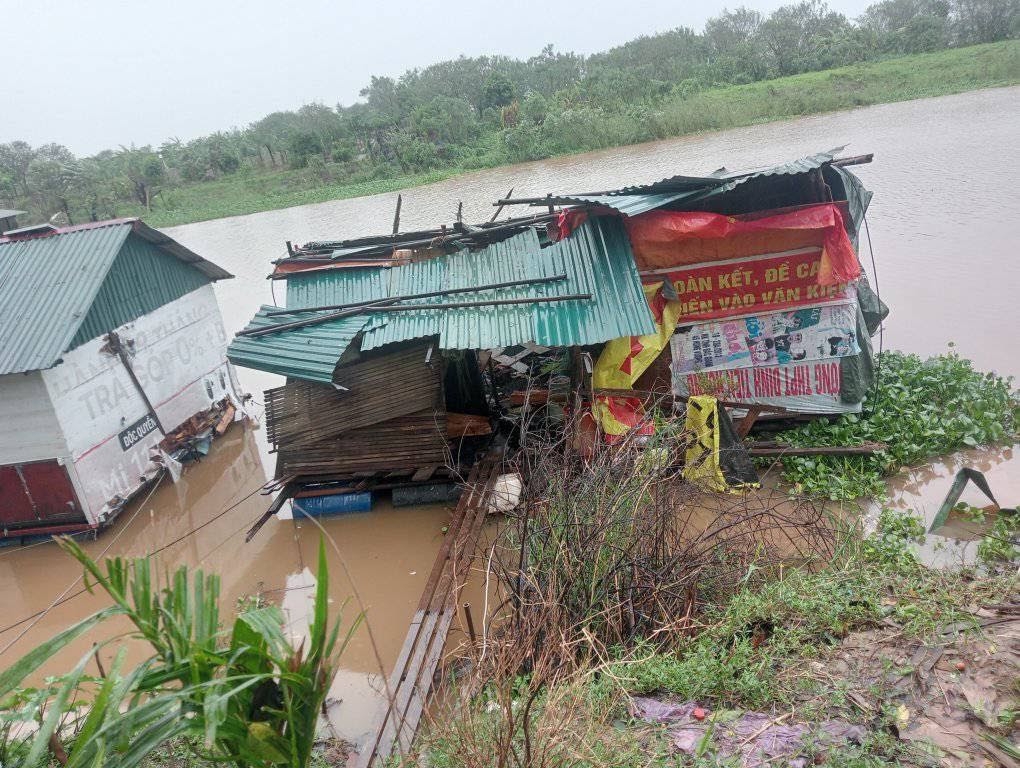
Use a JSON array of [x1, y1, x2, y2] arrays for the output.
[[0, 371, 69, 465], [42, 285, 235, 522]]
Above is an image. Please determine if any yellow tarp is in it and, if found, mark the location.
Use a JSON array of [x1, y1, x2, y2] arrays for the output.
[[592, 283, 683, 437], [682, 395, 759, 493]]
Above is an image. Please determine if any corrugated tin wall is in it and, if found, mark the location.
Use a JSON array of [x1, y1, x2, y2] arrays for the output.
[[69, 233, 211, 348], [0, 372, 69, 465]]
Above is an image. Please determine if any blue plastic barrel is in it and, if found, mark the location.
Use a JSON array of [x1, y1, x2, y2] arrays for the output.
[[292, 491, 373, 517]]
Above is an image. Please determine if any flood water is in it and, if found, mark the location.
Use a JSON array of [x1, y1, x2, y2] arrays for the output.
[[2, 87, 1018, 747]]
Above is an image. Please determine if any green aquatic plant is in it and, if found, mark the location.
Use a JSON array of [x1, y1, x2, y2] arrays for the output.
[[777, 351, 1019, 500]]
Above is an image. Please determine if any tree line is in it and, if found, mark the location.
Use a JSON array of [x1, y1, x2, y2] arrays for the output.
[[2, 0, 1017, 226]]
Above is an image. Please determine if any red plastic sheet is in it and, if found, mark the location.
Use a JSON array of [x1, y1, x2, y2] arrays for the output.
[[625, 204, 861, 286], [554, 209, 589, 241]]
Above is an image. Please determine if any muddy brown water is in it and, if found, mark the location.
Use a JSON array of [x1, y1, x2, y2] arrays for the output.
[[2, 87, 1019, 748]]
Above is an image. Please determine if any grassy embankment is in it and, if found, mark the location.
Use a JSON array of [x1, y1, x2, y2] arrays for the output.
[[139, 40, 1020, 228], [403, 352, 1018, 768]]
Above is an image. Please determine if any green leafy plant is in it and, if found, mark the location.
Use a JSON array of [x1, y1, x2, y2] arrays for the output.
[[0, 537, 360, 768], [976, 512, 1020, 567], [862, 507, 926, 569], [778, 351, 1019, 500]]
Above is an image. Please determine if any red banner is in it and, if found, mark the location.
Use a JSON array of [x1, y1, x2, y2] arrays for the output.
[[625, 203, 861, 286], [684, 360, 843, 399], [649, 248, 853, 323]]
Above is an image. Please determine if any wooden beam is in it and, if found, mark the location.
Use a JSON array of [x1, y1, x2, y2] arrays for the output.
[[831, 153, 874, 168], [747, 441, 887, 457], [735, 405, 764, 438], [244, 485, 294, 542], [392, 194, 402, 234]]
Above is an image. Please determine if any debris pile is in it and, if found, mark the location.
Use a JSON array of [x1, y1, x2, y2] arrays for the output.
[[227, 150, 889, 512]]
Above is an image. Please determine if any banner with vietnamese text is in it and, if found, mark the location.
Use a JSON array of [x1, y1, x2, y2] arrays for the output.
[[671, 358, 862, 414], [648, 248, 854, 323]]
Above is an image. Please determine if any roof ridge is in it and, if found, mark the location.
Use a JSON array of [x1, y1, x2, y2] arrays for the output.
[[0, 217, 138, 244]]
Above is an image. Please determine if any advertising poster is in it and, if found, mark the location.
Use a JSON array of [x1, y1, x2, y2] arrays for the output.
[[671, 297, 860, 374]]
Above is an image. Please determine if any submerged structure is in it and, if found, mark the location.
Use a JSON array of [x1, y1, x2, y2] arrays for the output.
[[229, 149, 887, 506], [0, 218, 238, 539]]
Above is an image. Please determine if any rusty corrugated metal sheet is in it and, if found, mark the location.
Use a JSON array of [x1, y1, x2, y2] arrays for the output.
[[264, 341, 446, 480], [276, 410, 449, 479]]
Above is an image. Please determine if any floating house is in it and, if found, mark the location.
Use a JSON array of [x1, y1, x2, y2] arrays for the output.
[[0, 218, 236, 538], [228, 149, 888, 506]]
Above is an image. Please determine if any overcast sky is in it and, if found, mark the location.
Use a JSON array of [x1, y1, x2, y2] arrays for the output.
[[0, 0, 873, 155]]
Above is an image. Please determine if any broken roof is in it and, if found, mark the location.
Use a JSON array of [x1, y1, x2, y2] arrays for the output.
[[501, 150, 848, 216], [228, 216, 655, 384], [0, 218, 232, 376]]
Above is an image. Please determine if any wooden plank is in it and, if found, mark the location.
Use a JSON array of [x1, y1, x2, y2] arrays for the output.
[[747, 441, 887, 457], [244, 485, 293, 542], [373, 610, 442, 759], [356, 454, 500, 768], [411, 466, 439, 482], [390, 468, 495, 754], [215, 404, 235, 436], [735, 405, 764, 438], [446, 413, 493, 438], [397, 605, 457, 753]]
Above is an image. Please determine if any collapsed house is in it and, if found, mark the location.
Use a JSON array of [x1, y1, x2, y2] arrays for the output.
[[228, 149, 888, 508], [0, 218, 240, 539]]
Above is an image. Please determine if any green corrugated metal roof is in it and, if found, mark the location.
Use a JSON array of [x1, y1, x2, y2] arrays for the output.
[[0, 219, 231, 375], [69, 233, 212, 348], [231, 216, 655, 384], [360, 216, 654, 351], [285, 265, 387, 309], [227, 308, 372, 384], [552, 151, 842, 215], [0, 223, 131, 375]]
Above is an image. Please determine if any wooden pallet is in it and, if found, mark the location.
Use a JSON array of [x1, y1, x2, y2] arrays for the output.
[[355, 453, 501, 767]]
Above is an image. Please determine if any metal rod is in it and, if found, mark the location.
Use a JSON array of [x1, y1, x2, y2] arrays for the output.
[[265, 274, 569, 316], [245, 485, 294, 542], [392, 194, 402, 235], [489, 185, 514, 222], [463, 602, 477, 644], [241, 293, 592, 338], [107, 331, 167, 435]]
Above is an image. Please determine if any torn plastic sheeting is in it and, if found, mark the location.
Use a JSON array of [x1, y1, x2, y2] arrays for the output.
[[630, 697, 867, 766], [625, 203, 861, 286]]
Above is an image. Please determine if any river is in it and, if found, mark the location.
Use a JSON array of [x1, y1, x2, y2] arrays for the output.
[[1, 86, 1017, 749]]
